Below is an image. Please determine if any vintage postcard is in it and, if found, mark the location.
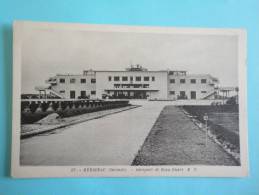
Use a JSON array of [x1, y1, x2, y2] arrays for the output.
[[11, 21, 248, 177]]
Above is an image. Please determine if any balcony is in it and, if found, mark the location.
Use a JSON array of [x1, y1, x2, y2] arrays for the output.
[[113, 83, 151, 89], [106, 83, 158, 91]]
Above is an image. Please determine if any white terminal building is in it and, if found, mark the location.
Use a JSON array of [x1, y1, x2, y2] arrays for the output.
[[41, 65, 220, 100]]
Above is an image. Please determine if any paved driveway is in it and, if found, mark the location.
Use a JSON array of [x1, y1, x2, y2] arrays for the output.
[[20, 101, 167, 165]]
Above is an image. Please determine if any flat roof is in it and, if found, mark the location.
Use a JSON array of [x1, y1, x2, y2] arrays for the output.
[[95, 70, 168, 73], [56, 74, 83, 76], [53, 71, 218, 80], [55, 70, 169, 76]]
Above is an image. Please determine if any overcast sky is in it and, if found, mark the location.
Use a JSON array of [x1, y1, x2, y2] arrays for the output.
[[21, 27, 238, 94]]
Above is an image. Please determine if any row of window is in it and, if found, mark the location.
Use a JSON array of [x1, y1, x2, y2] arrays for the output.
[[59, 78, 96, 84], [169, 90, 207, 95], [169, 78, 207, 84], [58, 77, 207, 84], [108, 76, 155, 82], [60, 90, 96, 98], [169, 90, 208, 99], [114, 84, 149, 88]]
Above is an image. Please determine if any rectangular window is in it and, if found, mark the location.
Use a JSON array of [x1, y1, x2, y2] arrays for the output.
[[70, 78, 76, 83], [134, 84, 141, 88], [144, 76, 149, 81], [152, 76, 155, 81], [170, 91, 175, 95], [190, 79, 196, 84], [114, 84, 120, 88], [180, 79, 185, 84], [108, 76, 112, 81], [80, 91, 86, 97], [191, 91, 196, 99], [136, 76, 141, 81], [143, 84, 149, 88], [201, 91, 207, 93], [170, 79, 175, 83], [59, 90, 65, 94], [70, 90, 76, 99], [180, 91, 186, 97], [122, 76, 128, 81], [81, 78, 86, 83], [114, 76, 120, 81], [91, 78, 96, 83], [59, 78, 65, 83], [201, 79, 207, 84], [130, 76, 133, 81], [91, 91, 96, 95]]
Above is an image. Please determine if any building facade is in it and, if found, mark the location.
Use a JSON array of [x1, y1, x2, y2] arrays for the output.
[[45, 70, 96, 99], [42, 65, 219, 100], [167, 71, 219, 100], [95, 70, 168, 100]]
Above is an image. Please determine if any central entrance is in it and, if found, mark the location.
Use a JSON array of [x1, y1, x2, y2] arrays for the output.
[[114, 90, 147, 99]]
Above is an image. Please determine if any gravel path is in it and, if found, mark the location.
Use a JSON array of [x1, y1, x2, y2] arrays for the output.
[[132, 106, 238, 166]]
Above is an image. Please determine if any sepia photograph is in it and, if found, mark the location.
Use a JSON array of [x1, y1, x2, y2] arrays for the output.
[[11, 21, 248, 177]]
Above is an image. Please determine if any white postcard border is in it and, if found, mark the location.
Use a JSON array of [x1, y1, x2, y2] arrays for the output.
[[11, 21, 248, 178]]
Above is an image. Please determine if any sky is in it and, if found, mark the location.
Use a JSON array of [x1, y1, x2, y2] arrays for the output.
[[21, 26, 238, 94]]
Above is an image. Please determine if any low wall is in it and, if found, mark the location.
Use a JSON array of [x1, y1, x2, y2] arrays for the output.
[[149, 99, 228, 105], [21, 99, 130, 124], [182, 104, 238, 114]]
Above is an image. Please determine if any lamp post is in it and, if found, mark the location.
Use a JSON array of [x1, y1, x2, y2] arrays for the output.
[[203, 113, 209, 147]]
